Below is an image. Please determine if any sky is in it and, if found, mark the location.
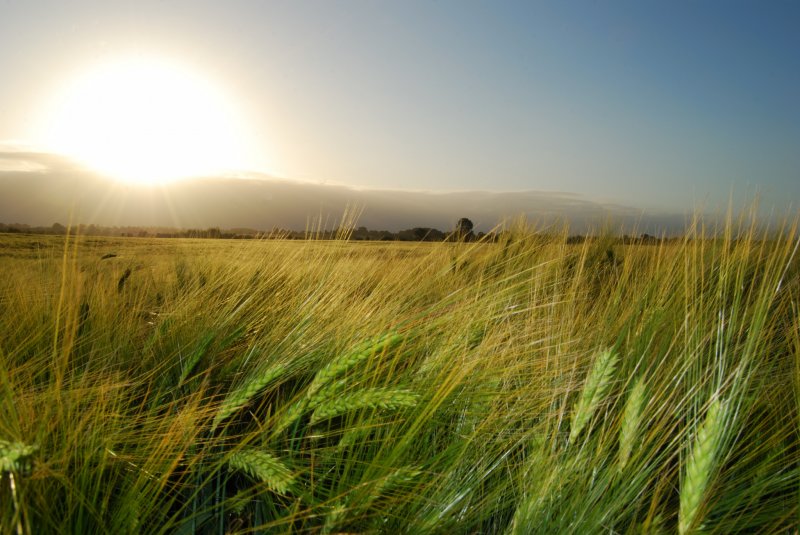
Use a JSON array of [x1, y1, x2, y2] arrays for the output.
[[0, 0, 798, 217]]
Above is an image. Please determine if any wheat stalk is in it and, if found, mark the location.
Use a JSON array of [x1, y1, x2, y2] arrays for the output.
[[679, 397, 725, 534], [320, 467, 420, 534], [310, 388, 418, 425], [618, 377, 646, 471], [569, 348, 619, 444], [227, 448, 294, 494]]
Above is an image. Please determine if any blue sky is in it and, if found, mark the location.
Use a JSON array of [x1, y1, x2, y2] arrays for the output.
[[0, 0, 797, 213]]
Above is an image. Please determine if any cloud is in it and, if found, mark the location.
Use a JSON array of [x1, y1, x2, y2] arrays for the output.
[[0, 150, 689, 233]]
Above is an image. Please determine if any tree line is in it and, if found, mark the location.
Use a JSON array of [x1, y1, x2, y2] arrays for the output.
[[0, 219, 675, 245], [0, 218, 481, 242]]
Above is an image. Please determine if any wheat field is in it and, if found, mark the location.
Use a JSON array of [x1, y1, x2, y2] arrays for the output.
[[1, 214, 799, 533]]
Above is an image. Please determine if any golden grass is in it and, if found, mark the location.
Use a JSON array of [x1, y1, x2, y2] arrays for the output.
[[0, 213, 798, 533]]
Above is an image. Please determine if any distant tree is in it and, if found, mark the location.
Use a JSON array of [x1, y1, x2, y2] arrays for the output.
[[414, 227, 446, 241], [397, 229, 417, 241], [455, 218, 474, 241], [412, 227, 429, 241], [426, 228, 446, 241]]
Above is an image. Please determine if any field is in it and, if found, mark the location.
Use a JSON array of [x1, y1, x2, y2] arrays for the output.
[[1, 216, 799, 534]]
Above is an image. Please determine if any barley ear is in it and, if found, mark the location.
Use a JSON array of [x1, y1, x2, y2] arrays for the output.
[[177, 332, 215, 386], [369, 466, 421, 501], [307, 333, 403, 397], [321, 504, 347, 535], [618, 377, 646, 471], [273, 378, 351, 438], [271, 398, 309, 438], [569, 348, 619, 444], [679, 397, 725, 535], [0, 438, 37, 472], [310, 388, 418, 425], [213, 362, 287, 428], [227, 448, 295, 494]]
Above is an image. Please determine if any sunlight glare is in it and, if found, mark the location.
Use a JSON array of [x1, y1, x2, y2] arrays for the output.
[[36, 57, 256, 184]]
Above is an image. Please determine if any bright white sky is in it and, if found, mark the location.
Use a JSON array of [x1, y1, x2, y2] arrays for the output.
[[0, 1, 798, 212]]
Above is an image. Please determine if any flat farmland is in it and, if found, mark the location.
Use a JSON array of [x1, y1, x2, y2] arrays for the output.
[[1, 224, 799, 533]]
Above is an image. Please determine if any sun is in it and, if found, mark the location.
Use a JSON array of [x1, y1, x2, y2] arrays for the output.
[[34, 56, 255, 185]]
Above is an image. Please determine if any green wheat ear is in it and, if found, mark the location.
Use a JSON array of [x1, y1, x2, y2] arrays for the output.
[[273, 334, 404, 435], [321, 467, 421, 534], [176, 332, 215, 386], [679, 397, 725, 534], [618, 376, 646, 471], [0, 438, 37, 472], [310, 388, 419, 425], [569, 348, 619, 444], [213, 362, 288, 428], [307, 333, 403, 397], [227, 448, 295, 494], [321, 504, 347, 535]]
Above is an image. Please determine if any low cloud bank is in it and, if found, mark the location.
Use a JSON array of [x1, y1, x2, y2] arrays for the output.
[[1, 151, 690, 234]]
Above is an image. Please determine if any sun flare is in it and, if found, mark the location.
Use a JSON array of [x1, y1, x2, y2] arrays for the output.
[[35, 56, 255, 185]]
